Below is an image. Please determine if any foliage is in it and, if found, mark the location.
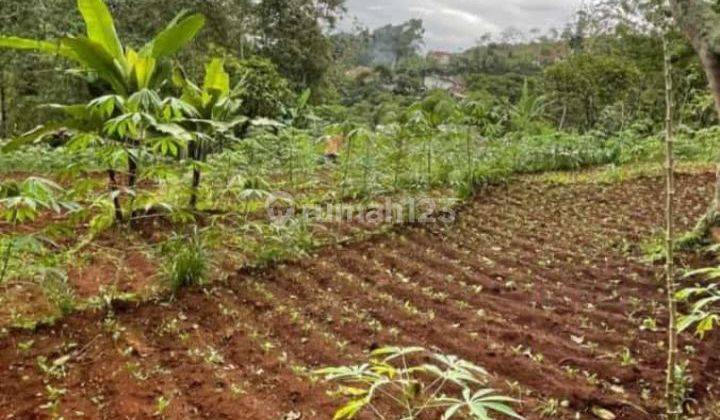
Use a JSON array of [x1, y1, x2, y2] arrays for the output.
[[254, 0, 344, 94], [163, 229, 208, 292], [171, 57, 248, 208], [0, 177, 74, 285], [313, 346, 521, 420], [0, 177, 71, 223], [543, 53, 640, 131], [224, 55, 291, 120], [677, 267, 720, 338], [0, 0, 205, 98], [364, 19, 425, 68], [509, 80, 547, 133]]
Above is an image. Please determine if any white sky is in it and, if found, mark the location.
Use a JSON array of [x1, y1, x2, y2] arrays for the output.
[[340, 0, 582, 52]]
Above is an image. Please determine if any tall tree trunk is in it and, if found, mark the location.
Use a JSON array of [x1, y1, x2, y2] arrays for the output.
[[670, 0, 720, 240], [0, 72, 7, 139], [662, 34, 680, 420]]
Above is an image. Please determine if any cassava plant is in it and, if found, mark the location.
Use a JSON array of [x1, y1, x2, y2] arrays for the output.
[[386, 123, 411, 190], [677, 267, 720, 337], [0, 177, 75, 284], [459, 98, 504, 188], [31, 89, 193, 224], [313, 346, 522, 420], [407, 92, 457, 186]]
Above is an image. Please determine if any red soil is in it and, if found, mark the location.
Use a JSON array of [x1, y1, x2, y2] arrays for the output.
[[1, 172, 719, 419]]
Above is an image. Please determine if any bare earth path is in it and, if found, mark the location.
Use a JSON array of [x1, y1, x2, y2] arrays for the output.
[[1, 171, 719, 419]]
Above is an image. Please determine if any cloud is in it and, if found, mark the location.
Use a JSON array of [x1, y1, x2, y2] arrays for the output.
[[439, 8, 482, 25], [340, 0, 580, 51]]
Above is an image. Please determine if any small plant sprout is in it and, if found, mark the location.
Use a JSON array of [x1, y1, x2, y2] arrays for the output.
[[535, 398, 568, 417], [618, 347, 637, 367], [154, 395, 171, 416]]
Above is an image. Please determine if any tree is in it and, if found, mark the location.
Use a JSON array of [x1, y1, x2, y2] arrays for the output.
[[368, 19, 425, 69], [544, 53, 640, 130], [115, 0, 253, 51], [510, 79, 547, 133], [407, 90, 457, 183], [499, 26, 524, 45], [0, 0, 86, 136], [670, 0, 720, 238], [254, 0, 344, 93], [598, 2, 682, 416], [224, 55, 291, 120]]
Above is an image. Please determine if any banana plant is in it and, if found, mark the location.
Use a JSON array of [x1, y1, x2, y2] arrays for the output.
[[0, 0, 205, 193], [510, 79, 547, 133], [0, 0, 204, 98], [171, 58, 247, 210], [284, 89, 315, 128]]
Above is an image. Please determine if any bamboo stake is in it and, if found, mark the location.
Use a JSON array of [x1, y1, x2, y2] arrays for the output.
[[662, 32, 679, 420]]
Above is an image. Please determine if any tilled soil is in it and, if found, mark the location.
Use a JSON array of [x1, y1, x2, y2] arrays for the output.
[[1, 172, 719, 419]]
